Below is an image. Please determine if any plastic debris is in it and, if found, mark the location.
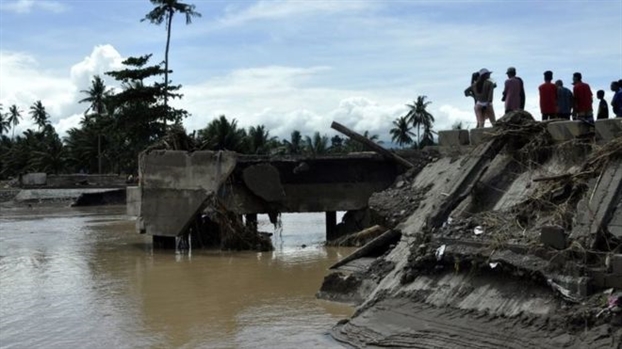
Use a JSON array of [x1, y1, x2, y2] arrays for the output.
[[489, 262, 499, 269], [546, 279, 580, 303], [435, 244, 446, 261]]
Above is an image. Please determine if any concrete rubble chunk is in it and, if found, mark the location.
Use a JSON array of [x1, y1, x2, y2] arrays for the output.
[[546, 120, 592, 142], [540, 225, 567, 250]]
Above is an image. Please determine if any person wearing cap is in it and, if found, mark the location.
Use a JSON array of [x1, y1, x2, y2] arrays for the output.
[[502, 67, 526, 113], [555, 80, 573, 120], [538, 70, 557, 121], [572, 72, 593, 122], [471, 68, 496, 128]]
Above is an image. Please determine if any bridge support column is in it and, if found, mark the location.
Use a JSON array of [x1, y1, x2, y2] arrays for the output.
[[245, 214, 258, 230], [326, 211, 337, 241]]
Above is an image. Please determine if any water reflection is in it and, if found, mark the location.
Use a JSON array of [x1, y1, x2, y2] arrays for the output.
[[0, 207, 353, 348]]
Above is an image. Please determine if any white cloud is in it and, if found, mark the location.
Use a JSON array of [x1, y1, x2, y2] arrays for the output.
[[0, 0, 67, 14], [220, 0, 375, 27], [0, 45, 124, 135]]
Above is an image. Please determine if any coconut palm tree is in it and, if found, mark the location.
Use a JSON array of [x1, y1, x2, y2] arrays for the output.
[[198, 115, 247, 152], [390, 116, 414, 147], [405, 96, 435, 148], [80, 75, 113, 116], [7, 105, 22, 140], [142, 0, 201, 119], [247, 125, 277, 154], [305, 132, 329, 155], [0, 104, 10, 136], [29, 100, 50, 130], [283, 130, 303, 155]]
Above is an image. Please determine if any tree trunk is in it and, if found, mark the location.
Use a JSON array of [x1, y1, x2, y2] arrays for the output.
[[164, 10, 173, 127]]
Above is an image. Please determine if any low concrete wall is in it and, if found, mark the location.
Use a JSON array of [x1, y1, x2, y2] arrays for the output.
[[546, 120, 592, 142], [595, 118, 622, 141], [469, 127, 494, 146], [438, 130, 469, 147]]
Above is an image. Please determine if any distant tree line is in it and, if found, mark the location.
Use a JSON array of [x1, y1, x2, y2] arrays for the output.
[[0, 0, 436, 179]]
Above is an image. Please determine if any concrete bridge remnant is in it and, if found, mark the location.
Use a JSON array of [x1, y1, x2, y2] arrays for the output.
[[130, 150, 406, 243]]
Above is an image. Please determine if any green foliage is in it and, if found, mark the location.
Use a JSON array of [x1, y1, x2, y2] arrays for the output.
[[197, 115, 248, 153], [390, 116, 414, 147], [305, 132, 329, 155], [403, 95, 435, 149], [29, 100, 50, 130]]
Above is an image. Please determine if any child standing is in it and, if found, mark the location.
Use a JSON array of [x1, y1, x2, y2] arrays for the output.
[[597, 90, 609, 119]]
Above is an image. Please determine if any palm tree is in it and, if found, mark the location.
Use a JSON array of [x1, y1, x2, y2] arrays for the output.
[[0, 104, 10, 136], [390, 116, 414, 147], [283, 130, 303, 155], [7, 105, 22, 140], [79, 75, 113, 116], [142, 0, 201, 119], [198, 115, 247, 152], [405, 96, 435, 148], [29, 100, 50, 130], [304, 132, 329, 155], [247, 125, 277, 154]]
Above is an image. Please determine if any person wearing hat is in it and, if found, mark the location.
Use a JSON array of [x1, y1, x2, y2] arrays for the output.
[[471, 68, 496, 128], [538, 70, 557, 121], [502, 67, 526, 113], [572, 72, 593, 122]]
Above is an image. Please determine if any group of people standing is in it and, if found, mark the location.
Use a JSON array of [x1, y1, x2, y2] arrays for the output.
[[465, 67, 622, 128]]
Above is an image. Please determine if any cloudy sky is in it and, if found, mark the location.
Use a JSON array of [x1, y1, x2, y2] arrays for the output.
[[1, 0, 621, 143]]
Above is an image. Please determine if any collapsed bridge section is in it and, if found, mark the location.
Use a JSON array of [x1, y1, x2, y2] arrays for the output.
[[130, 150, 405, 242]]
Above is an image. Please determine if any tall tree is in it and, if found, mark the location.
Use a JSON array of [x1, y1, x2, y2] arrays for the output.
[[79, 75, 113, 116], [283, 130, 303, 155], [404, 96, 434, 148], [0, 104, 9, 135], [197, 115, 247, 153], [390, 116, 414, 147], [142, 0, 201, 121], [304, 132, 329, 155], [247, 124, 277, 154], [29, 100, 50, 130], [7, 104, 22, 140]]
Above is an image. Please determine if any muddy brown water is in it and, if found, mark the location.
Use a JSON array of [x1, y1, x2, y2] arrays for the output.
[[0, 206, 354, 348]]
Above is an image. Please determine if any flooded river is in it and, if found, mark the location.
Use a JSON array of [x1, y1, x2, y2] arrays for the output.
[[0, 205, 353, 348]]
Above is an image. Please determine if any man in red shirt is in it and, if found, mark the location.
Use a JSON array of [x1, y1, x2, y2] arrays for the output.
[[572, 72, 593, 122], [538, 70, 557, 121]]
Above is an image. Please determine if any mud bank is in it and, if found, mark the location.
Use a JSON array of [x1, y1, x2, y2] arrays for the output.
[[321, 113, 622, 348]]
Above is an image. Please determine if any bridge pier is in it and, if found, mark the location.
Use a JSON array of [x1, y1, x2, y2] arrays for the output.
[[326, 211, 337, 241]]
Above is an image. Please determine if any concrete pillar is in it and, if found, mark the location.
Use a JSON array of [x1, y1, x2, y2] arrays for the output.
[[326, 211, 337, 241], [245, 214, 258, 230]]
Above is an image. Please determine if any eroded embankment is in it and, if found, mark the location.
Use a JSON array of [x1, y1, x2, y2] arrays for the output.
[[323, 112, 622, 348]]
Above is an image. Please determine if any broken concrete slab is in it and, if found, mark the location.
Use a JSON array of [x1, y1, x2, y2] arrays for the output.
[[242, 163, 286, 202], [137, 150, 237, 236], [540, 225, 567, 250], [469, 127, 494, 146], [570, 160, 622, 244], [595, 118, 622, 141], [20, 173, 47, 186], [438, 130, 469, 147]]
